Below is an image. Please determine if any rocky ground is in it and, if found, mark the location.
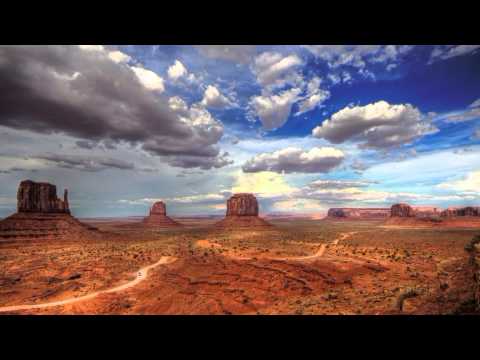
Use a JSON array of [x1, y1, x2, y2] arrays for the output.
[[0, 218, 478, 315]]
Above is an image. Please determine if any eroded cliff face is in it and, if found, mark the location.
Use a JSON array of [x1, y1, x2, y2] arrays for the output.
[[226, 193, 259, 217], [17, 180, 70, 214]]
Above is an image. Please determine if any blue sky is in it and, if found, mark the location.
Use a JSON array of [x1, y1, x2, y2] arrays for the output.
[[0, 45, 479, 217]]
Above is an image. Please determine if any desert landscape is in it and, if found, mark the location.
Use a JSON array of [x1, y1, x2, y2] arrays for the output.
[[1, 45, 480, 316], [0, 180, 479, 315]]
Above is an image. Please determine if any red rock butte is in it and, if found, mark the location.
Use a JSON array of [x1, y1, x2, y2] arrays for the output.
[[142, 201, 182, 228], [0, 180, 97, 240], [215, 193, 273, 229]]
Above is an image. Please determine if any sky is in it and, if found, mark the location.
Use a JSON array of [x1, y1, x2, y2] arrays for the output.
[[0, 45, 479, 218]]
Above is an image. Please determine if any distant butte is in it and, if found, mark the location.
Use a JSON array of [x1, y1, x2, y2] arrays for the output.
[[327, 207, 390, 220], [215, 193, 273, 229], [142, 201, 182, 228]]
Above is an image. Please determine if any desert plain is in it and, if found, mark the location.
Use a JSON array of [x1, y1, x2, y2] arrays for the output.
[[1, 214, 478, 315]]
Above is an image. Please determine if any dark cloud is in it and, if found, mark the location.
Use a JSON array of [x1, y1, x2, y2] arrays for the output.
[[0, 45, 226, 169], [194, 45, 256, 64], [32, 153, 135, 172], [75, 140, 96, 149], [242, 147, 344, 174], [307, 179, 376, 189]]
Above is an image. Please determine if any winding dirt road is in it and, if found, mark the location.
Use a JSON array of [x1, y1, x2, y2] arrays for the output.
[[0, 256, 176, 313], [196, 231, 357, 262]]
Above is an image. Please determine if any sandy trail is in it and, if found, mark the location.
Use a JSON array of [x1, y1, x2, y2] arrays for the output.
[[196, 231, 357, 262], [0, 256, 176, 313]]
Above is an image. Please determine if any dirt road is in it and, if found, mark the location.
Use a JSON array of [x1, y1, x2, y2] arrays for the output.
[[0, 256, 176, 313], [196, 231, 357, 262]]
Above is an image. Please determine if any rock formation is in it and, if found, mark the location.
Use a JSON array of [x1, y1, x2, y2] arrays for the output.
[[441, 206, 480, 217], [215, 193, 272, 229], [226, 193, 259, 216], [142, 201, 182, 227], [17, 180, 70, 214], [327, 208, 390, 219], [0, 180, 96, 240], [390, 203, 416, 217]]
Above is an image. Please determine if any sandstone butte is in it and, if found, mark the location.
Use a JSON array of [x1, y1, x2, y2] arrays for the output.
[[215, 193, 273, 229], [142, 201, 182, 227], [0, 180, 96, 240]]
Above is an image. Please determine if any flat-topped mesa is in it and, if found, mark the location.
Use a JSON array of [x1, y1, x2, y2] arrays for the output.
[[390, 203, 416, 217], [226, 193, 259, 217], [215, 193, 272, 229], [143, 201, 182, 227], [441, 206, 480, 217], [17, 180, 70, 214], [327, 208, 390, 219]]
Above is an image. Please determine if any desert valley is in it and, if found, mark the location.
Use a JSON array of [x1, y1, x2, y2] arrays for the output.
[[1, 44, 480, 316], [0, 179, 479, 315]]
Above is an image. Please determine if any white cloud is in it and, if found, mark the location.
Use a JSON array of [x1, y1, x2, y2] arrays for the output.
[[303, 45, 413, 70], [443, 107, 480, 123], [201, 85, 233, 109], [295, 76, 330, 115], [252, 52, 303, 89], [131, 66, 165, 92], [108, 51, 131, 64], [168, 96, 189, 113], [470, 98, 480, 108], [312, 100, 438, 149], [250, 88, 301, 130], [242, 146, 345, 174], [430, 45, 480, 62], [167, 60, 188, 80], [78, 45, 105, 52], [437, 170, 480, 193]]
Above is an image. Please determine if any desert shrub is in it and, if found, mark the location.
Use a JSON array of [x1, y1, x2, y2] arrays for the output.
[[465, 234, 480, 253]]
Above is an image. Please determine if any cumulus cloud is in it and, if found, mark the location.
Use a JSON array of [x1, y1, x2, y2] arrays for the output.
[[312, 100, 438, 149], [0, 45, 228, 170], [167, 60, 188, 80], [430, 45, 480, 62], [33, 153, 135, 172], [252, 52, 303, 89], [194, 45, 256, 64], [242, 146, 345, 174], [200, 85, 234, 109], [108, 50, 131, 64], [250, 88, 301, 130], [130, 66, 165, 92]]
